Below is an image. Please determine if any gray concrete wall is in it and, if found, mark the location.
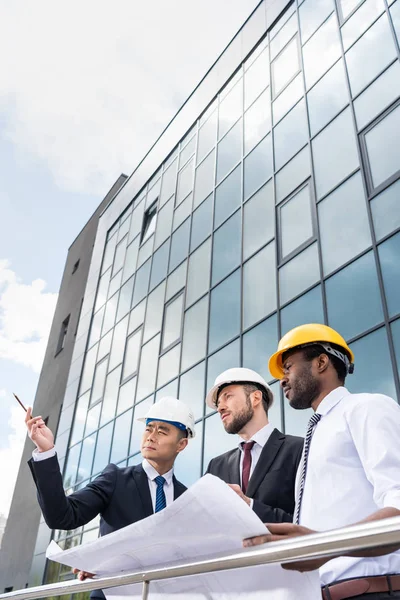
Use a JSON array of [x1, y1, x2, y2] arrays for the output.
[[0, 175, 127, 592]]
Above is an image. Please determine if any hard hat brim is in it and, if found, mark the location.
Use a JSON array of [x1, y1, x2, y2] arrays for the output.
[[137, 416, 195, 438], [205, 384, 219, 409], [268, 351, 284, 380]]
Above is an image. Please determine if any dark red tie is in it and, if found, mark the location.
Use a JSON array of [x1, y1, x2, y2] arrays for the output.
[[241, 441, 255, 494]]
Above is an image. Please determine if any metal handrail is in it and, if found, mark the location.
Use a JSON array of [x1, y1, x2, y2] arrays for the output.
[[2, 517, 400, 600]]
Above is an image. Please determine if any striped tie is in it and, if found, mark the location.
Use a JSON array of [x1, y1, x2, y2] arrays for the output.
[[155, 475, 166, 513], [294, 413, 321, 525]]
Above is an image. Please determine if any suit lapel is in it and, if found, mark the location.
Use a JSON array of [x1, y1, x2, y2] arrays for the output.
[[227, 448, 241, 486], [246, 429, 285, 497], [172, 476, 187, 500], [131, 464, 154, 516]]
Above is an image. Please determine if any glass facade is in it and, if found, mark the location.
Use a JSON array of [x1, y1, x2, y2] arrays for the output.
[[40, 0, 400, 584]]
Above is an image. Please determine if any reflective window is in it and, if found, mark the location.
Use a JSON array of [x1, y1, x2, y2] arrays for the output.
[[154, 197, 173, 249], [169, 218, 190, 272], [244, 47, 269, 109], [272, 73, 303, 125], [319, 172, 371, 275], [279, 242, 320, 305], [243, 314, 278, 382], [271, 37, 300, 97], [122, 329, 142, 381], [179, 361, 206, 422], [181, 296, 209, 371], [128, 300, 145, 335], [112, 236, 128, 277], [345, 14, 397, 97], [280, 183, 314, 259], [348, 328, 396, 398], [312, 108, 359, 199], [190, 194, 213, 252], [116, 277, 134, 322], [299, 0, 336, 44], [84, 403, 101, 437], [129, 201, 145, 244], [122, 237, 139, 283], [207, 338, 240, 391], [244, 134, 272, 200], [130, 397, 154, 454], [180, 136, 196, 168], [197, 110, 217, 163], [70, 392, 90, 445], [100, 365, 122, 425], [174, 420, 203, 487], [371, 179, 400, 241], [216, 119, 242, 183], [94, 269, 111, 312], [80, 344, 98, 395], [90, 358, 108, 406], [281, 286, 324, 336], [203, 412, 238, 469], [338, 0, 364, 20], [102, 234, 117, 275], [98, 330, 112, 363], [143, 282, 165, 344], [110, 409, 133, 464], [270, 13, 298, 60], [166, 260, 187, 301], [392, 1, 400, 43], [214, 164, 241, 229], [77, 434, 96, 483], [176, 158, 194, 206], [244, 89, 271, 154], [117, 376, 137, 414], [108, 270, 123, 300], [162, 293, 184, 349], [243, 181, 274, 260], [218, 79, 243, 138], [275, 146, 311, 203], [326, 251, 383, 339], [102, 293, 118, 335], [186, 240, 211, 307], [354, 62, 400, 131], [274, 100, 308, 170], [159, 159, 177, 207], [140, 205, 157, 245], [92, 423, 113, 475], [209, 270, 241, 353], [307, 60, 349, 136], [132, 259, 151, 307], [173, 193, 192, 231], [108, 315, 128, 372], [243, 243, 276, 330], [149, 240, 170, 291], [157, 345, 180, 388], [303, 15, 341, 89], [136, 334, 160, 401], [378, 232, 400, 318], [364, 103, 400, 190], [212, 211, 241, 285], [193, 150, 215, 209], [88, 307, 105, 349], [341, 0, 385, 50], [63, 444, 81, 488], [155, 378, 178, 401]]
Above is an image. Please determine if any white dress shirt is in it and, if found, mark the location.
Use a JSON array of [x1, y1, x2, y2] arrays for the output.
[[238, 422, 274, 485], [142, 459, 174, 512], [295, 386, 400, 585], [32, 447, 56, 461]]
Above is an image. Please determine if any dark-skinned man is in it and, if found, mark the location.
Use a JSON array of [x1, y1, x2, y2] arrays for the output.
[[245, 323, 400, 600]]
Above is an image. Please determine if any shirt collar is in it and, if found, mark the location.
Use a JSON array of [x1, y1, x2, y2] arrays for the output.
[[238, 422, 274, 451], [316, 386, 350, 417], [142, 459, 174, 485]]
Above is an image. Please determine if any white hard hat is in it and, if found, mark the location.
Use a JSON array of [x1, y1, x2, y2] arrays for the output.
[[205, 367, 273, 409], [137, 397, 196, 438]]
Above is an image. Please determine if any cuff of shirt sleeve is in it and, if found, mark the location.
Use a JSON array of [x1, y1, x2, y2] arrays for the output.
[[250, 498, 254, 510], [382, 490, 400, 511], [32, 447, 56, 461]]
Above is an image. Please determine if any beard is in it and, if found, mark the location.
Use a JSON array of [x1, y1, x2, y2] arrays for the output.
[[288, 363, 321, 410], [224, 397, 254, 434]]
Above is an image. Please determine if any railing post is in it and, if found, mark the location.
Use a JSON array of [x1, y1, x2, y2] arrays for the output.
[[142, 580, 150, 600]]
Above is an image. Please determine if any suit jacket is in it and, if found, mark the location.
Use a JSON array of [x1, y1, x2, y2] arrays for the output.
[[28, 456, 186, 598], [207, 428, 303, 523]]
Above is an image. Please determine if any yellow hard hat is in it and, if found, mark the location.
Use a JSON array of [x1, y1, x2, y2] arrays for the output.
[[268, 323, 355, 380]]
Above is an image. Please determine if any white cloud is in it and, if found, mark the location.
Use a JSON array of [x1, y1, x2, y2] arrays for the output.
[[0, 260, 58, 373], [0, 0, 259, 195], [0, 401, 27, 519]]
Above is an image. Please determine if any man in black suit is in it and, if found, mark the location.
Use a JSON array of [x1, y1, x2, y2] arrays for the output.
[[206, 367, 303, 523], [25, 396, 195, 598]]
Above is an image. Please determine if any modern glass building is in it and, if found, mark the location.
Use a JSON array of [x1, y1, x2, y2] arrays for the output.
[[24, 0, 400, 588]]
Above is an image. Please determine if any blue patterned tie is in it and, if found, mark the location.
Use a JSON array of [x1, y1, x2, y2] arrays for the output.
[[155, 475, 167, 513], [294, 413, 322, 525]]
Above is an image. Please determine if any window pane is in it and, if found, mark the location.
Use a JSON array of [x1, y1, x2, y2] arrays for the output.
[[326, 251, 383, 339], [244, 134, 272, 200], [214, 164, 241, 229], [371, 179, 400, 241], [63, 444, 81, 488], [100, 365, 122, 425], [176, 158, 194, 205], [307, 60, 349, 136], [154, 197, 173, 249], [102, 293, 118, 335], [244, 47, 269, 109], [197, 110, 217, 163], [162, 293, 184, 349], [345, 14, 397, 97], [339, 0, 363, 20], [149, 239, 170, 291], [95, 268, 111, 311], [299, 0, 336, 44], [275, 146, 311, 203], [166, 260, 187, 301], [303, 15, 341, 89], [122, 329, 142, 381], [122, 237, 139, 284], [169, 218, 190, 272], [312, 108, 359, 199], [280, 243, 320, 305], [179, 361, 206, 422], [203, 412, 238, 469], [243, 181, 274, 260], [116, 277, 134, 322], [378, 232, 400, 318], [354, 62, 400, 131], [392, 1, 400, 43], [207, 338, 240, 390], [193, 150, 215, 209], [77, 434, 96, 483], [244, 89, 271, 154], [132, 259, 151, 307], [108, 270, 123, 299], [348, 328, 396, 398], [110, 409, 133, 464], [319, 172, 371, 275], [365, 103, 400, 189], [271, 14, 298, 60], [272, 37, 300, 97], [128, 300, 145, 335], [98, 330, 112, 362], [181, 296, 209, 371], [274, 100, 308, 170], [190, 194, 213, 252], [157, 344, 181, 388], [155, 378, 178, 401], [117, 376, 137, 414], [136, 334, 160, 401], [143, 282, 165, 343], [88, 307, 105, 349], [216, 119, 242, 183], [80, 344, 98, 395], [272, 73, 303, 125], [174, 421, 203, 487], [212, 211, 241, 285], [180, 136, 196, 168], [159, 159, 177, 207], [173, 193, 192, 231], [243, 314, 278, 382], [209, 270, 241, 352], [109, 315, 128, 372], [129, 201, 145, 244], [342, 0, 385, 50], [243, 243, 276, 330], [280, 184, 313, 258], [85, 403, 101, 437], [70, 392, 90, 445], [112, 236, 127, 277], [186, 240, 211, 307], [281, 286, 324, 336], [218, 79, 243, 138], [90, 358, 108, 406], [92, 423, 113, 475]]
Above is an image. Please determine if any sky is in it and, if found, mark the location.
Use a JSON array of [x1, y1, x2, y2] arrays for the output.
[[0, 0, 260, 520]]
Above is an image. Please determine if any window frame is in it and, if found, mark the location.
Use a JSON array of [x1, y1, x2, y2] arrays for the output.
[[140, 201, 158, 245], [160, 291, 185, 355]]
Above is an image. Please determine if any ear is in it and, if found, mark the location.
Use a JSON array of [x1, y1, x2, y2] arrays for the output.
[[176, 437, 189, 454], [251, 389, 263, 408], [316, 353, 330, 374]]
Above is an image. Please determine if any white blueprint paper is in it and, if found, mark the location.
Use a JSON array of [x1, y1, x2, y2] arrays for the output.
[[46, 474, 321, 600]]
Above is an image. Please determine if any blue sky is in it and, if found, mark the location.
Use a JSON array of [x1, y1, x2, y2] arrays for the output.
[[0, 0, 259, 518]]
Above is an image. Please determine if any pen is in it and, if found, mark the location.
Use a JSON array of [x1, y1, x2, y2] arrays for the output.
[[13, 393, 27, 412]]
